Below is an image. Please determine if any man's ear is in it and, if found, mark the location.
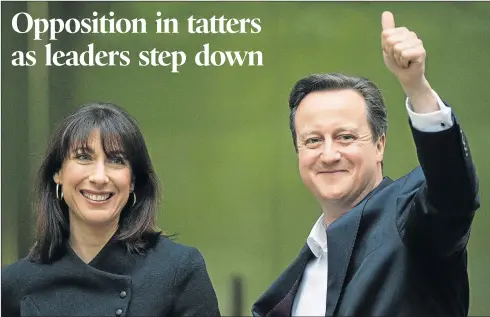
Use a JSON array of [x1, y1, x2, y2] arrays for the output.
[[376, 134, 386, 163]]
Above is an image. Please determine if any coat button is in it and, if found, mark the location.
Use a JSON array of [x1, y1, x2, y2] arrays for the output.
[[115, 308, 123, 316], [120, 291, 127, 298]]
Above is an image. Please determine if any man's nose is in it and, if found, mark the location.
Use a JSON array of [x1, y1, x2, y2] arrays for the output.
[[320, 140, 341, 164]]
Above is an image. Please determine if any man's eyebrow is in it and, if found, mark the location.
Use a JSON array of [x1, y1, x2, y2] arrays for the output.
[[333, 126, 359, 133], [298, 130, 319, 139], [298, 126, 359, 138]]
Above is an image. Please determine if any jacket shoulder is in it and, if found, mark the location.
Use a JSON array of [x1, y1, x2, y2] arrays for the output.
[[2, 257, 38, 286], [1, 257, 42, 310], [149, 235, 207, 268], [393, 166, 426, 193], [153, 235, 200, 255], [151, 237, 219, 316]]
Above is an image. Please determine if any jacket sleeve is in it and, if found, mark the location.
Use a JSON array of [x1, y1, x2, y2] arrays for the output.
[[171, 247, 221, 317], [396, 108, 480, 258]]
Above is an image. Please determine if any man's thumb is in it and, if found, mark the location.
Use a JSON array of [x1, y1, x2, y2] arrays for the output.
[[381, 11, 395, 30]]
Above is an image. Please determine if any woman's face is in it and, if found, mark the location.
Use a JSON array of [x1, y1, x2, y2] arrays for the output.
[[54, 129, 134, 228]]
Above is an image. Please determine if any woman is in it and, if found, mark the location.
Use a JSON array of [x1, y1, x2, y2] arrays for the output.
[[2, 102, 220, 316]]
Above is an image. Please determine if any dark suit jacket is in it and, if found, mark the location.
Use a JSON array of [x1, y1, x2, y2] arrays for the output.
[[2, 235, 220, 317], [252, 112, 480, 317]]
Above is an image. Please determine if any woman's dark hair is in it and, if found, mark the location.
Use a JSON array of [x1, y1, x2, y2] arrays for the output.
[[28, 102, 162, 263]]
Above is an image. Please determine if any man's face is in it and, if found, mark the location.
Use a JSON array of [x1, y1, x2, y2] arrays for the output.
[[295, 89, 385, 209]]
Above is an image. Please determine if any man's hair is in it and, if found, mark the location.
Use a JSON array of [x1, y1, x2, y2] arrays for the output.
[[288, 73, 388, 151]]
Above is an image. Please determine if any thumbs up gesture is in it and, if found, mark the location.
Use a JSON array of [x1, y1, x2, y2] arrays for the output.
[[381, 11, 429, 95]]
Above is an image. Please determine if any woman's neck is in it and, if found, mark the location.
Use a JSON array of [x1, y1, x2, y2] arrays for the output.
[[68, 219, 118, 263]]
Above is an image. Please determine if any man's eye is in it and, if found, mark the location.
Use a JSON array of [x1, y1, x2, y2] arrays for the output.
[[305, 137, 323, 148], [338, 135, 355, 141], [306, 138, 321, 144]]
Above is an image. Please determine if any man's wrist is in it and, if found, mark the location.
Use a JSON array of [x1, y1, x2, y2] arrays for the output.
[[403, 78, 439, 113], [402, 77, 432, 99]]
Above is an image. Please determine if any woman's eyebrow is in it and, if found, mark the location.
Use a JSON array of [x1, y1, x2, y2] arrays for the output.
[[105, 150, 129, 159], [71, 146, 94, 153]]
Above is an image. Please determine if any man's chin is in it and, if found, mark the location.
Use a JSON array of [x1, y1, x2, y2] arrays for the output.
[[317, 189, 347, 202]]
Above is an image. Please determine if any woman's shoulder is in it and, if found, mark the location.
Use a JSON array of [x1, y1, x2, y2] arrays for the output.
[[149, 235, 213, 289], [1, 257, 43, 303], [2, 257, 38, 283], [153, 235, 202, 255], [149, 235, 208, 268]]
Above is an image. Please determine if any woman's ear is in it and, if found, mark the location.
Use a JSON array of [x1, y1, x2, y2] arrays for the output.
[[53, 171, 61, 184], [130, 175, 135, 192]]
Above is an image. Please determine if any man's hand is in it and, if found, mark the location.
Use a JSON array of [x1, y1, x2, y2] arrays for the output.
[[381, 11, 438, 113]]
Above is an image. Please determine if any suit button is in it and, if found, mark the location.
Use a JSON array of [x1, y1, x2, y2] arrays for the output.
[[115, 308, 123, 316], [120, 291, 127, 298]]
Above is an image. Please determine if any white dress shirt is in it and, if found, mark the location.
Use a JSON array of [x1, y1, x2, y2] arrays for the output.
[[291, 214, 329, 316], [291, 90, 452, 316]]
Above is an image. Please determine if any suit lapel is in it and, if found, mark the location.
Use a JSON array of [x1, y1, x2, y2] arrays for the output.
[[325, 202, 363, 316], [253, 177, 393, 317], [325, 177, 393, 316], [252, 244, 314, 317]]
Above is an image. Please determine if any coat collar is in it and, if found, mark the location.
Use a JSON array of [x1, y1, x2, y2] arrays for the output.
[[63, 234, 160, 276], [325, 176, 392, 315], [252, 177, 393, 317], [64, 239, 135, 275], [252, 244, 314, 317]]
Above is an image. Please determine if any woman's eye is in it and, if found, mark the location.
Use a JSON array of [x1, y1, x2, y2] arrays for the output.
[[109, 156, 126, 165], [76, 153, 91, 160]]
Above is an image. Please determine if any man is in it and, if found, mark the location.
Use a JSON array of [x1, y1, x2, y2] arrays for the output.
[[252, 11, 479, 317]]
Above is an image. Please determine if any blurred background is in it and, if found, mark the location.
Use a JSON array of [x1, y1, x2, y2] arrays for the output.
[[2, 1, 489, 315]]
